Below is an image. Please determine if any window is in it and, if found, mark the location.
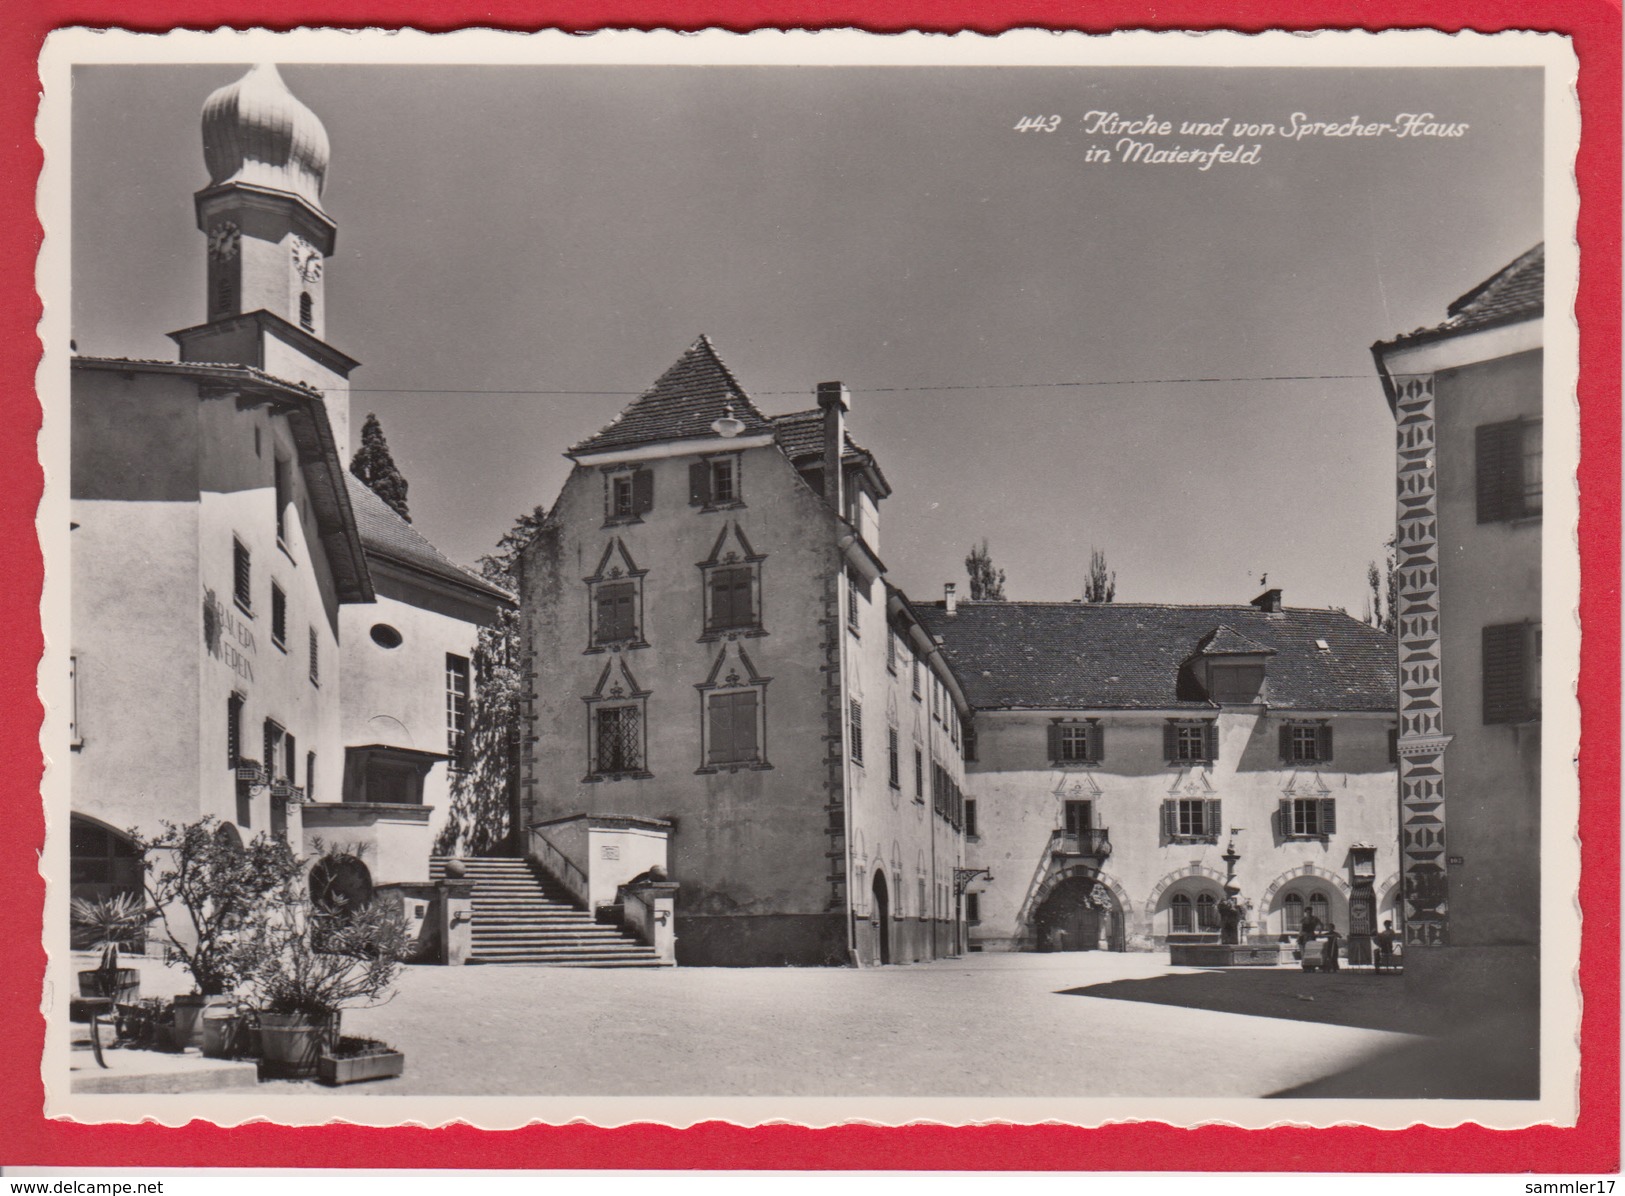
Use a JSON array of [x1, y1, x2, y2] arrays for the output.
[[1164, 798, 1222, 841], [1281, 796, 1337, 838], [848, 699, 864, 765], [1283, 892, 1304, 932], [370, 623, 403, 649], [966, 892, 981, 924], [964, 798, 978, 838], [1063, 800, 1092, 836], [1196, 893, 1220, 931], [233, 537, 252, 612], [227, 693, 243, 768], [607, 468, 653, 521], [446, 653, 470, 766], [963, 723, 977, 763], [1170, 894, 1193, 933], [263, 720, 286, 784], [306, 751, 317, 802], [705, 690, 761, 765], [846, 568, 862, 633], [1164, 720, 1218, 764], [1281, 720, 1333, 764], [914, 747, 924, 801], [284, 732, 298, 791], [1309, 891, 1330, 927], [1208, 663, 1265, 704], [1477, 418, 1542, 522], [911, 655, 921, 699], [707, 566, 757, 632], [1483, 622, 1541, 724], [594, 581, 639, 645], [595, 706, 643, 774], [274, 456, 292, 546], [299, 290, 314, 331], [887, 727, 901, 789], [270, 583, 287, 649], [887, 627, 898, 673], [1049, 719, 1101, 765], [1388, 727, 1400, 764], [689, 454, 742, 508], [309, 627, 320, 685]]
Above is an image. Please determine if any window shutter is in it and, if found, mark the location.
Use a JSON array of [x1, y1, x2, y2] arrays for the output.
[[1482, 623, 1528, 723], [1317, 723, 1334, 762], [1048, 721, 1062, 763], [1163, 721, 1177, 761], [1088, 721, 1104, 763], [1279, 724, 1293, 762], [632, 468, 654, 514], [1320, 797, 1337, 836], [708, 694, 733, 764], [1204, 799, 1222, 838], [1204, 722, 1219, 762], [1388, 727, 1400, 763], [689, 460, 711, 506], [1279, 798, 1293, 837], [1162, 799, 1178, 840], [735, 692, 759, 761], [1477, 421, 1525, 523]]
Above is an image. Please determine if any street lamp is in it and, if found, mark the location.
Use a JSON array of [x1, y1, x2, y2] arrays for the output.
[[952, 866, 992, 896]]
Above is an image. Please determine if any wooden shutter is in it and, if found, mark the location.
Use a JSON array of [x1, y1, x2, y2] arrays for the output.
[[227, 694, 242, 767], [1319, 797, 1337, 836], [1388, 727, 1400, 763], [1087, 721, 1104, 763], [734, 691, 759, 761], [1317, 723, 1334, 762], [1163, 721, 1178, 761], [963, 724, 977, 763], [1204, 722, 1219, 762], [708, 694, 734, 764], [689, 460, 711, 506], [1279, 724, 1294, 762], [1476, 421, 1523, 522], [285, 733, 297, 784], [1278, 798, 1294, 837], [1162, 799, 1178, 840], [233, 538, 251, 608], [1204, 799, 1222, 838], [730, 569, 754, 626], [632, 468, 654, 514], [1048, 721, 1063, 763], [1482, 623, 1528, 723]]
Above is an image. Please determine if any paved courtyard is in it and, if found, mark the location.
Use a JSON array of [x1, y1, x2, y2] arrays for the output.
[[253, 951, 1526, 1099]]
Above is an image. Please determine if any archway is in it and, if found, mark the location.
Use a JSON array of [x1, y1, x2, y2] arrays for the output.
[[309, 853, 374, 914], [1035, 874, 1124, 952], [871, 870, 891, 964], [69, 815, 144, 950], [1154, 876, 1226, 939]]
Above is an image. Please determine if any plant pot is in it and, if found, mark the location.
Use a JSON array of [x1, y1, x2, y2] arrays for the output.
[[78, 967, 140, 1005], [201, 1008, 249, 1058], [170, 993, 232, 1050], [318, 1049, 404, 1086], [257, 1012, 337, 1078]]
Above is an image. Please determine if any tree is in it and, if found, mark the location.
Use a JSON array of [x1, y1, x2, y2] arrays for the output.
[[433, 505, 548, 858], [349, 412, 411, 522], [964, 539, 1007, 601], [1364, 534, 1398, 635], [1084, 547, 1117, 604]]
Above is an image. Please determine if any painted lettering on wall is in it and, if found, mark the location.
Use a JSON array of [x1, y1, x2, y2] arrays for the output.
[[204, 587, 256, 683]]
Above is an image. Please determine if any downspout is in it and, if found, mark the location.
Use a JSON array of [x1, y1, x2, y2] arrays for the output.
[[820, 382, 861, 967]]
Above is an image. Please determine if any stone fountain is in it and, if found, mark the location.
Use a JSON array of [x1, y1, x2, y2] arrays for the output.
[[1167, 831, 1283, 967]]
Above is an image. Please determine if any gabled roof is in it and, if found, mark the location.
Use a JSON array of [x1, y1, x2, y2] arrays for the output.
[[1194, 624, 1277, 657], [1376, 244, 1543, 350], [345, 474, 513, 607], [917, 602, 1396, 713], [569, 335, 774, 456]]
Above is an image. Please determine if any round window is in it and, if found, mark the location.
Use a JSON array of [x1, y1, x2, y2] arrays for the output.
[[370, 623, 403, 649]]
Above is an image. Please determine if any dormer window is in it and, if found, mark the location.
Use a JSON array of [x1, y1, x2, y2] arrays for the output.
[[1189, 625, 1274, 704], [1207, 662, 1266, 703]]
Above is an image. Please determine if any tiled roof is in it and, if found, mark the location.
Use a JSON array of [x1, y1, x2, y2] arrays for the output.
[[1382, 244, 1543, 347], [769, 409, 868, 462], [569, 335, 775, 455], [345, 474, 512, 604], [917, 602, 1396, 712]]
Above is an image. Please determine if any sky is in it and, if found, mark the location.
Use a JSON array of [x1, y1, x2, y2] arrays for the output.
[[71, 63, 1543, 613]]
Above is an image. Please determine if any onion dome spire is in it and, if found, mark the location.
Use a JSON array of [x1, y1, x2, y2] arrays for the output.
[[200, 63, 330, 210]]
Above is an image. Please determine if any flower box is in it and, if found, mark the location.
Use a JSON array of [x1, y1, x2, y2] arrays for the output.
[[318, 1041, 404, 1086]]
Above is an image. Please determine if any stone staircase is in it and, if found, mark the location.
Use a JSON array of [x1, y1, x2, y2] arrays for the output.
[[429, 856, 664, 967]]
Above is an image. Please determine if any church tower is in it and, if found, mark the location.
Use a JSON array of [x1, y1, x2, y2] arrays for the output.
[[168, 63, 359, 453]]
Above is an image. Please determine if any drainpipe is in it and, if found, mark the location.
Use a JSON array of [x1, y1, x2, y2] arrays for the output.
[[822, 384, 860, 965]]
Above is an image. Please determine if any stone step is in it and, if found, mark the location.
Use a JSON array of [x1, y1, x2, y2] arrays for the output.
[[468, 946, 658, 961], [473, 931, 633, 944], [467, 957, 665, 968]]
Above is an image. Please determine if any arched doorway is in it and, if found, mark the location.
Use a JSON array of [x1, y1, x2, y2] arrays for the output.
[[1035, 874, 1124, 952], [70, 816, 145, 949], [871, 870, 891, 964]]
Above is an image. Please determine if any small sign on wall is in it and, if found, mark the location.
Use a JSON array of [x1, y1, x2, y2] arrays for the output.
[[1448, 855, 1465, 866], [601, 844, 621, 861]]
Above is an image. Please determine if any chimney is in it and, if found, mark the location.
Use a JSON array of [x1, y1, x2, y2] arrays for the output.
[[945, 582, 958, 617], [817, 381, 850, 515], [1250, 587, 1283, 614]]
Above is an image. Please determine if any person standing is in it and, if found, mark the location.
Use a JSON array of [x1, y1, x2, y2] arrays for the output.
[[1321, 924, 1342, 973]]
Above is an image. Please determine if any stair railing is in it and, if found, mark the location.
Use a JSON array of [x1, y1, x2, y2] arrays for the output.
[[528, 825, 590, 908]]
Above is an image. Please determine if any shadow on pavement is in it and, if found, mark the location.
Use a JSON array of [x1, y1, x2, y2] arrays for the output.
[[1058, 968, 1434, 1034]]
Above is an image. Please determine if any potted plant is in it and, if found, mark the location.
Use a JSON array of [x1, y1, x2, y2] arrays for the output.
[[252, 847, 411, 1079], [70, 891, 151, 1005], [317, 1036, 405, 1086], [131, 817, 304, 1048]]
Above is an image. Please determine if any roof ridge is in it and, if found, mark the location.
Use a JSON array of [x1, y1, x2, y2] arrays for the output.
[[1447, 242, 1544, 318]]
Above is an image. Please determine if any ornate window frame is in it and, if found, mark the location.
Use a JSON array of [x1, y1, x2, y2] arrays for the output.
[[697, 522, 767, 642], [583, 658, 652, 782], [584, 538, 649, 653], [694, 645, 773, 774]]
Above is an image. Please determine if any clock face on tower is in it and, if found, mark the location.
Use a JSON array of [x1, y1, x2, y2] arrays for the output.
[[290, 237, 323, 284], [206, 222, 240, 262]]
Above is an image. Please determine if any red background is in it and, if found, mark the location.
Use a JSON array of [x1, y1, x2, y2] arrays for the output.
[[3, 0, 1617, 1172]]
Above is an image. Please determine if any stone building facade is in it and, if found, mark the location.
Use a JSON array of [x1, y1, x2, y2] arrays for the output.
[[519, 343, 971, 966], [1371, 245, 1543, 1026], [918, 593, 1400, 954]]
